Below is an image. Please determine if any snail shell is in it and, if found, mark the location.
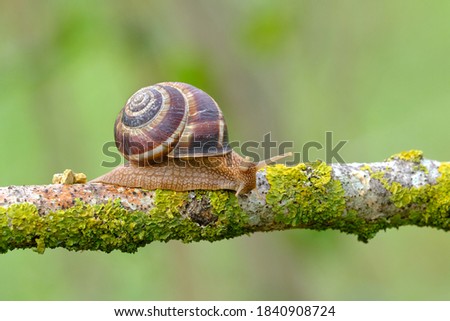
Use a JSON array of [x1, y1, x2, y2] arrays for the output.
[[115, 82, 231, 164], [92, 82, 290, 195]]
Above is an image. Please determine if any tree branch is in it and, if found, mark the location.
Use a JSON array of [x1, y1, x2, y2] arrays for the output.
[[1, 150, 449, 253]]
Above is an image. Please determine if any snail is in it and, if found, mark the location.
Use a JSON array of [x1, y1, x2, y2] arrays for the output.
[[91, 82, 290, 195]]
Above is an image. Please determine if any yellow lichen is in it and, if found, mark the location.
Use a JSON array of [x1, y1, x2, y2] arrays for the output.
[[52, 169, 87, 184], [387, 150, 424, 163], [359, 164, 372, 173]]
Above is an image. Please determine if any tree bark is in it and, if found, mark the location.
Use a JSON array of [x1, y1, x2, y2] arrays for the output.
[[0, 151, 448, 253]]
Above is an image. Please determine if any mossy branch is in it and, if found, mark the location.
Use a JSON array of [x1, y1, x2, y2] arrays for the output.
[[1, 150, 449, 254]]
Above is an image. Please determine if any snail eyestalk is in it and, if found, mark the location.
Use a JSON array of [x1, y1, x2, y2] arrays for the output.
[[239, 152, 293, 172]]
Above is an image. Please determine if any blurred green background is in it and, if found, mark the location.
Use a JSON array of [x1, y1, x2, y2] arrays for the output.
[[1, 0, 449, 300]]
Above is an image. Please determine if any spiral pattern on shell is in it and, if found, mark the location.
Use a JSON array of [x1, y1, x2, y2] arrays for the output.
[[114, 82, 231, 164]]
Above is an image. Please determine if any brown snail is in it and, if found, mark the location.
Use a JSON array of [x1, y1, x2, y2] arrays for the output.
[[92, 82, 290, 195]]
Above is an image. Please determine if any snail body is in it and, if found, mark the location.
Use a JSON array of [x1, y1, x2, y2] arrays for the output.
[[92, 82, 289, 195]]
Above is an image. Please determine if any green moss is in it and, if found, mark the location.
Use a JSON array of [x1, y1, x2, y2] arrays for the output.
[[152, 190, 188, 219], [0, 189, 252, 254], [265, 159, 449, 243], [426, 163, 450, 229], [0, 203, 43, 253], [2, 156, 449, 253], [266, 161, 361, 235], [337, 209, 389, 242], [204, 190, 249, 240], [146, 190, 250, 244], [368, 161, 450, 232]]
